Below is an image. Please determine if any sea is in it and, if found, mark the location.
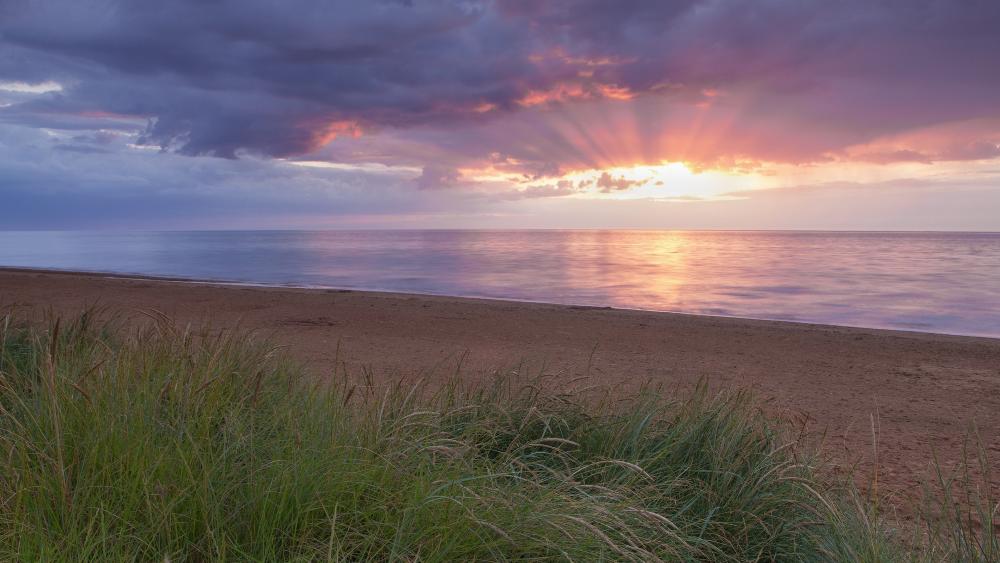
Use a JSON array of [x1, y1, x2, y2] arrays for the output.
[[1, 230, 998, 338]]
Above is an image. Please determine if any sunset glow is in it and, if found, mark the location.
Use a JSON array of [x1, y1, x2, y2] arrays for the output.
[[1, 1, 999, 229], [562, 163, 758, 201]]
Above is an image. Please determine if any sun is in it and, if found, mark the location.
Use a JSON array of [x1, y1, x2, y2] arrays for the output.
[[559, 162, 760, 201], [458, 159, 772, 201]]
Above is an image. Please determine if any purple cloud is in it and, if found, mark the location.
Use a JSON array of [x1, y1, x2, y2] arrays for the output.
[[1, 0, 998, 168]]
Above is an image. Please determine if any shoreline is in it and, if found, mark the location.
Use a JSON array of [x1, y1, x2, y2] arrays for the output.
[[2, 266, 999, 501], [3, 266, 996, 342]]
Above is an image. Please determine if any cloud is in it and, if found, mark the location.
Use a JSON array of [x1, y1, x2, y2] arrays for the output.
[[2, 0, 1000, 230], [0, 123, 491, 228], [841, 119, 1000, 164], [595, 172, 639, 192], [495, 179, 582, 200], [1, 0, 998, 167], [415, 164, 462, 189]]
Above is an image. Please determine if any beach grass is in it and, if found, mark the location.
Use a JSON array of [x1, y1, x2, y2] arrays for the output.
[[0, 311, 995, 561]]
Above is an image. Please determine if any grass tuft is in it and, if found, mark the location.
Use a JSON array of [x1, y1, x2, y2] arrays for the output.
[[0, 311, 995, 561]]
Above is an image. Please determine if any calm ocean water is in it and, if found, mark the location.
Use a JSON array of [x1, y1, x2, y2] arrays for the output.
[[1, 230, 999, 337]]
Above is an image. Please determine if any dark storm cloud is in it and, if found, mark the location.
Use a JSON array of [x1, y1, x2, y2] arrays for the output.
[[1, 0, 1000, 164], [1, 0, 537, 157]]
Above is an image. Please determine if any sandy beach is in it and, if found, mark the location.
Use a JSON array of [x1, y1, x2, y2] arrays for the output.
[[2, 267, 999, 502]]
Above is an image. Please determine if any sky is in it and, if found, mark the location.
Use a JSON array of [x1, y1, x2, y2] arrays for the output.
[[1, 0, 999, 230]]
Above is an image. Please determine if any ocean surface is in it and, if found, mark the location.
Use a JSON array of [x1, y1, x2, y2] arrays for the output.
[[1, 230, 999, 337]]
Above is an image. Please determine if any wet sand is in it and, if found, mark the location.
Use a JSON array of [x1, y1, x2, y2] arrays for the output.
[[2, 267, 999, 502]]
